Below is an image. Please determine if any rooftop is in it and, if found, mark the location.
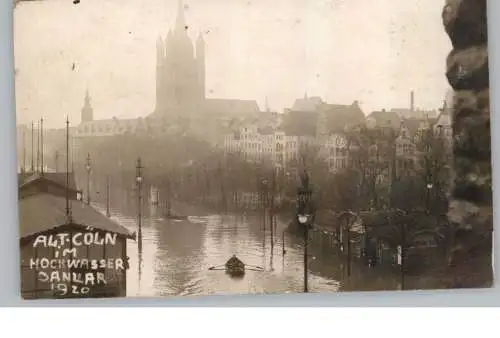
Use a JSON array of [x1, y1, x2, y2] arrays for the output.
[[19, 193, 135, 240], [19, 172, 78, 194]]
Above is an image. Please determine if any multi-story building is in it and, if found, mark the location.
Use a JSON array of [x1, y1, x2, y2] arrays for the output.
[[223, 125, 302, 169]]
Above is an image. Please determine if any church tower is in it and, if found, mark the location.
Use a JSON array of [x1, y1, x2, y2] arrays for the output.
[[154, 0, 206, 117], [81, 89, 94, 123]]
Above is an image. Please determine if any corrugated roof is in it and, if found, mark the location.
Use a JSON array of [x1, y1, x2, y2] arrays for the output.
[[19, 193, 135, 240]]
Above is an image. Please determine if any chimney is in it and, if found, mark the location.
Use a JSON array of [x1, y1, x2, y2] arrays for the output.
[[410, 91, 415, 111]]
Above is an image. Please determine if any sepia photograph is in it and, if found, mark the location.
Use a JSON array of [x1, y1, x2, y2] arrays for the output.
[[13, 0, 492, 299]]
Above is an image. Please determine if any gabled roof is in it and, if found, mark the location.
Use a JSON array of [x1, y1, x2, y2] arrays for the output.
[[434, 107, 452, 128], [320, 101, 366, 133], [367, 110, 401, 128], [291, 96, 324, 111], [19, 193, 135, 240]]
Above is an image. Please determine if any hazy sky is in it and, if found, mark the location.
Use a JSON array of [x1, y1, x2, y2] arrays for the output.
[[14, 0, 452, 128]]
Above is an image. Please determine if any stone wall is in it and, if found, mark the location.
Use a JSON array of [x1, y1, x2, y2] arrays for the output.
[[443, 0, 493, 276]]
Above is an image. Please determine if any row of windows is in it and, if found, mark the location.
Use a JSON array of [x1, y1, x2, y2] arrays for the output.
[[329, 147, 349, 156]]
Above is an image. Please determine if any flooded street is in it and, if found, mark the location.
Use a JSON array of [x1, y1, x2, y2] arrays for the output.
[[87, 180, 402, 297], [81, 171, 403, 297], [92, 200, 343, 297]]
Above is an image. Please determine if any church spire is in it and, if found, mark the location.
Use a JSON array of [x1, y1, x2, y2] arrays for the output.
[[81, 89, 94, 123], [175, 0, 186, 33]]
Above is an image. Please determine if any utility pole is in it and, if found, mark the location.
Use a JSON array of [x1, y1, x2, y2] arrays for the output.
[[30, 121, 34, 173], [106, 175, 111, 217], [55, 151, 59, 172], [22, 128, 26, 174], [65, 116, 72, 223], [40, 117, 44, 175], [270, 170, 275, 250], [297, 169, 313, 293], [36, 120, 40, 172], [136, 157, 143, 253], [136, 157, 144, 289], [85, 153, 92, 204]]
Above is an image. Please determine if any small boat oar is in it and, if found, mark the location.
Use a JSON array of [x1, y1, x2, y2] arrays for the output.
[[245, 264, 265, 271], [246, 267, 265, 272]]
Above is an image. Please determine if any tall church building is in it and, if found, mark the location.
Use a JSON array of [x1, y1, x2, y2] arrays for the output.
[[155, 0, 205, 117]]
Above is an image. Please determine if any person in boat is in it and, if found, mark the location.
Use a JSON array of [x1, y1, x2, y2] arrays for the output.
[[225, 255, 245, 271]]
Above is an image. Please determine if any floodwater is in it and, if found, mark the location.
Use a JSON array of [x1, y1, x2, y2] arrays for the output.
[[89, 184, 400, 298]]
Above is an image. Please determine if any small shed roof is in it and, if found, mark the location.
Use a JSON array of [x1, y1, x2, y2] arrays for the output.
[[19, 172, 78, 193], [19, 193, 135, 240]]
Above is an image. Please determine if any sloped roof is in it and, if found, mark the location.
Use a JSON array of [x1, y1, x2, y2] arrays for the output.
[[19, 172, 78, 193], [19, 193, 134, 239], [320, 101, 366, 132], [434, 107, 452, 127], [291, 96, 324, 111], [205, 98, 260, 116], [367, 110, 401, 128]]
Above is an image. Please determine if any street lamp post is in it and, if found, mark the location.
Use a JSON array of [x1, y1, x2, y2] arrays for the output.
[[55, 151, 59, 172], [136, 157, 143, 253], [106, 175, 111, 217], [261, 179, 268, 232], [297, 170, 313, 293], [85, 153, 91, 204], [426, 183, 433, 213]]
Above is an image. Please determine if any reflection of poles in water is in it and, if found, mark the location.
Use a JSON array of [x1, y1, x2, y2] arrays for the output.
[[217, 161, 227, 213], [165, 175, 171, 216], [282, 231, 286, 257], [269, 230, 274, 272], [261, 179, 268, 266]]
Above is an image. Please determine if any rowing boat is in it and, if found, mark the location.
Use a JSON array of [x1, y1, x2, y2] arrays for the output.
[[225, 255, 245, 277]]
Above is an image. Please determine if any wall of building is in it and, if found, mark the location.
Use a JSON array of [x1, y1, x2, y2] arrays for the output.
[[20, 228, 127, 299]]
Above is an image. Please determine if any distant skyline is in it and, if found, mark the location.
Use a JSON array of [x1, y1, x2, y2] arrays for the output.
[[14, 0, 452, 128]]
